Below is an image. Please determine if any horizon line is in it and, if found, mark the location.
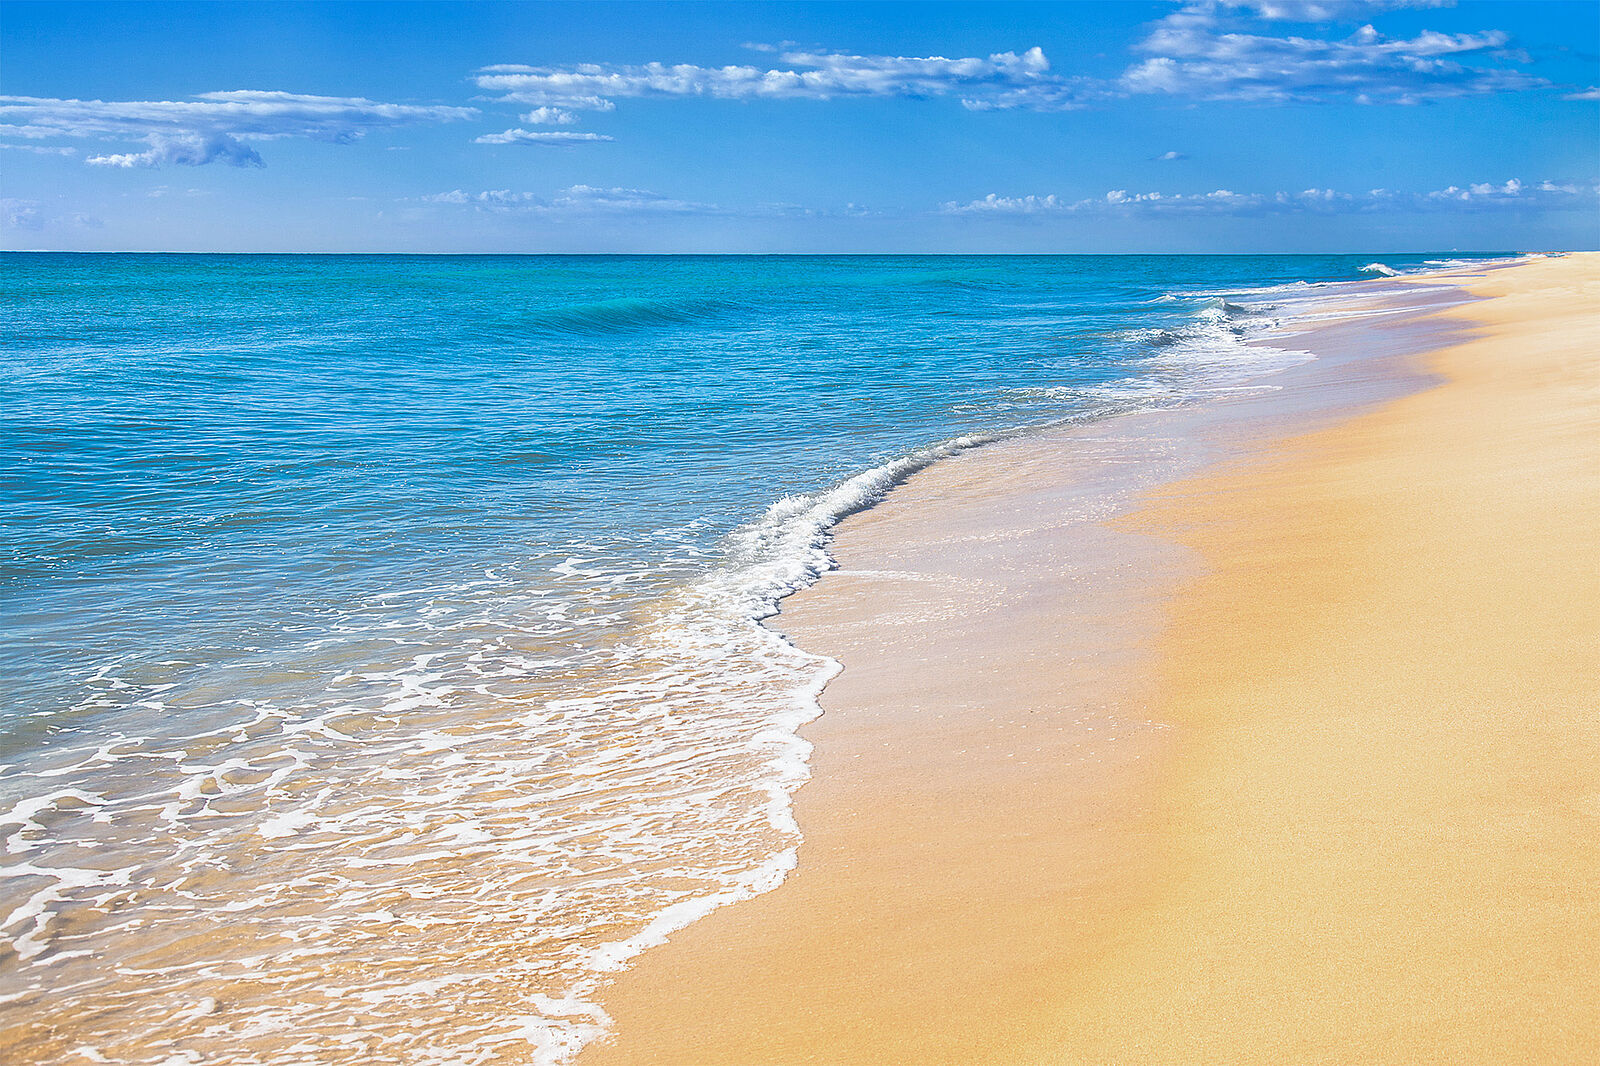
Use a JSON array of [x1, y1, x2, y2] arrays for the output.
[[0, 248, 1556, 257]]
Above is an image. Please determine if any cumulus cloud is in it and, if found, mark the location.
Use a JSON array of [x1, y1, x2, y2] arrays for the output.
[[473, 1, 1542, 132], [87, 131, 264, 168], [0, 90, 476, 167], [1564, 86, 1600, 101], [1123, 4, 1541, 103], [467, 0, 1545, 134], [473, 128, 614, 145], [1411, 177, 1599, 209], [522, 106, 578, 125], [943, 178, 1594, 216], [475, 46, 1100, 112], [945, 193, 1067, 214]]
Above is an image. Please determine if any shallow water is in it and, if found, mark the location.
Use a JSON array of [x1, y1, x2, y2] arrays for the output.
[[0, 252, 1510, 1062]]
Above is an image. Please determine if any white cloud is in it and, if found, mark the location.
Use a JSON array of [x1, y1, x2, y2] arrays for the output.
[[1156, 150, 1188, 161], [552, 184, 713, 212], [1564, 86, 1600, 101], [1413, 177, 1592, 209], [413, 184, 848, 220], [0, 90, 476, 167], [522, 107, 577, 125], [422, 189, 539, 205], [0, 123, 66, 139], [418, 184, 719, 215], [87, 132, 264, 168], [475, 47, 1099, 112], [1122, 5, 1541, 103], [943, 193, 1066, 214], [1234, 1, 1454, 21], [944, 188, 1283, 214], [944, 178, 1593, 216], [473, 128, 614, 145], [0, 142, 77, 156], [473, 3, 1540, 131]]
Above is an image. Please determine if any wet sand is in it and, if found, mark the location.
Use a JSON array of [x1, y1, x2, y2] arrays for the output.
[[575, 254, 1599, 1065]]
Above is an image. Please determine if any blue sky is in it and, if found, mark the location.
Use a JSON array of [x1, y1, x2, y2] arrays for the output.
[[3, 1, 1597, 252]]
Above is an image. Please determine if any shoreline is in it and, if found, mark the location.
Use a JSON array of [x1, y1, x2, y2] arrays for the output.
[[570, 257, 1600, 1063], [2, 255, 1526, 1066], [1052, 252, 1600, 1063]]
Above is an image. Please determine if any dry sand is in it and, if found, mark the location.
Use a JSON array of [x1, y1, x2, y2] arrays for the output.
[[576, 253, 1599, 1065]]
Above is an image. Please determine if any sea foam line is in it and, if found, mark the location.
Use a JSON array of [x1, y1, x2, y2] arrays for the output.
[[535, 286, 1344, 1059], [0, 273, 1381, 1066]]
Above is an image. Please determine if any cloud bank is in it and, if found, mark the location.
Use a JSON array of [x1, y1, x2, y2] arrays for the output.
[[473, 129, 614, 145], [415, 185, 850, 221], [0, 90, 476, 167], [475, 46, 1097, 112], [944, 178, 1596, 216], [473, 1, 1548, 132], [1231, 1, 1455, 21], [420, 184, 720, 215], [1123, 4, 1542, 104]]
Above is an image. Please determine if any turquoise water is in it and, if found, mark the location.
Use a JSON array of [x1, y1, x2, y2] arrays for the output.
[[0, 253, 1498, 1062]]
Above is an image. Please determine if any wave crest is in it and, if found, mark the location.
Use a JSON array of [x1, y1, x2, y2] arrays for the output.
[[522, 296, 730, 335]]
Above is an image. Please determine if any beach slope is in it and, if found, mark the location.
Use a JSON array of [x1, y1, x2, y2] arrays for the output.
[[576, 253, 1599, 1065]]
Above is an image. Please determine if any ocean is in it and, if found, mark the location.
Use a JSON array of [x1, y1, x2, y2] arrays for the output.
[[0, 252, 1504, 1063]]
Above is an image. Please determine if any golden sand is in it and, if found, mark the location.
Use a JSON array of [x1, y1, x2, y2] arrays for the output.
[[576, 254, 1599, 1065]]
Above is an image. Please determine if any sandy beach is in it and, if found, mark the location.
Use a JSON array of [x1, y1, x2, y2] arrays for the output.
[[576, 253, 1600, 1065], [8, 5, 1597, 1062]]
